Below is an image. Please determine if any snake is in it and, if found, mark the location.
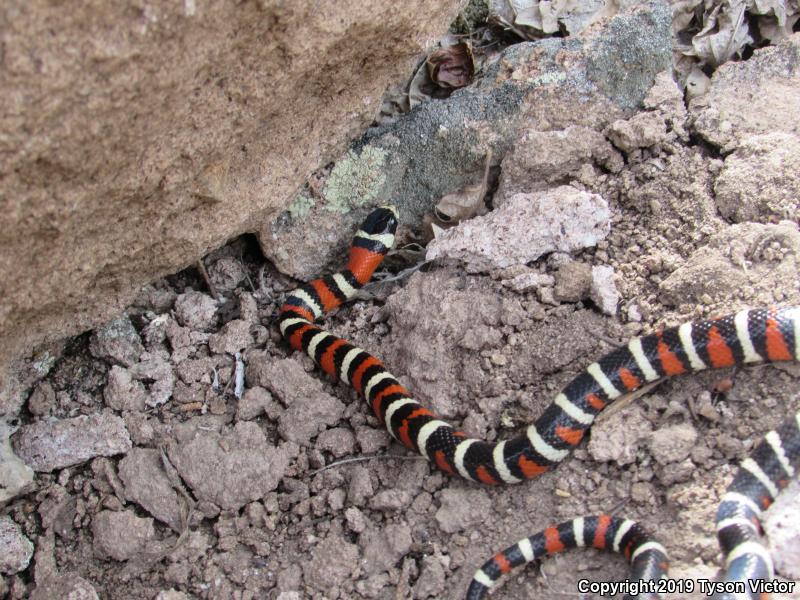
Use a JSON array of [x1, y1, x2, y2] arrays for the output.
[[277, 205, 800, 600]]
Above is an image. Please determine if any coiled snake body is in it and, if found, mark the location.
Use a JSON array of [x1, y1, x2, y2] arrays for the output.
[[277, 206, 800, 600]]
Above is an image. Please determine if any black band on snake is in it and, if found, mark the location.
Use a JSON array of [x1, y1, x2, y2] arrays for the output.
[[277, 206, 800, 600]]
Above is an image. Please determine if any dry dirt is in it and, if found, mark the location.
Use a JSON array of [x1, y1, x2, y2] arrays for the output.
[[3, 19, 800, 600]]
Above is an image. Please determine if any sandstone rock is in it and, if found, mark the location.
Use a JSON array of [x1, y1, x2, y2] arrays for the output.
[[1, 0, 464, 376]]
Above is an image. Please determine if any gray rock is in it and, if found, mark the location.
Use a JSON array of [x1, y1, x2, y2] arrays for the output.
[[263, 2, 672, 280], [554, 261, 592, 303], [89, 315, 144, 367], [590, 265, 619, 316], [649, 423, 698, 465], [92, 509, 154, 561], [496, 126, 622, 203], [764, 477, 800, 579], [426, 187, 610, 273], [30, 573, 99, 600], [208, 319, 253, 355], [237, 386, 281, 421], [588, 406, 651, 465], [714, 132, 800, 223], [434, 488, 491, 533], [128, 357, 175, 407], [358, 524, 412, 574], [0, 517, 34, 574], [174, 291, 218, 332], [13, 412, 132, 472], [103, 366, 147, 412], [302, 535, 359, 590], [118, 448, 182, 532], [167, 420, 289, 510], [0, 421, 34, 503], [690, 34, 800, 151], [247, 355, 345, 445]]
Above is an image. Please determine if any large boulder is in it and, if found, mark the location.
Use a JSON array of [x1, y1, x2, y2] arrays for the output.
[[0, 0, 462, 392]]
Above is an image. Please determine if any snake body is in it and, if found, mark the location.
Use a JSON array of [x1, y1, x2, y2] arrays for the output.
[[277, 206, 800, 600]]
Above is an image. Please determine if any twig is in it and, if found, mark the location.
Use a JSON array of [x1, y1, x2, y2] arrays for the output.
[[308, 453, 428, 477], [196, 259, 219, 301]]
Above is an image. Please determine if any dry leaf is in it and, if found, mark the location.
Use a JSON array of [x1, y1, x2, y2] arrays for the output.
[[424, 152, 493, 241], [426, 42, 475, 89]]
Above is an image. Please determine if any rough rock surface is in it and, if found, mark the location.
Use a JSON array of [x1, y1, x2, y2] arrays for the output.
[[0, 516, 34, 574], [714, 132, 800, 223], [3, 4, 800, 600], [166, 420, 289, 510], [264, 2, 672, 279], [426, 187, 611, 272], [118, 448, 183, 532], [0, 420, 34, 502], [690, 33, 800, 151], [92, 509, 155, 561], [764, 478, 800, 579], [12, 413, 132, 472], [659, 222, 800, 307], [0, 0, 464, 379]]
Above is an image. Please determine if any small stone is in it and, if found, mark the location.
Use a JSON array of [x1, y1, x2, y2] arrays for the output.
[[369, 489, 411, 512], [13, 412, 132, 472], [354, 426, 390, 454], [434, 488, 491, 533], [237, 386, 281, 421], [315, 428, 356, 458], [554, 261, 592, 303], [358, 524, 412, 574], [590, 265, 619, 315], [208, 257, 246, 293], [118, 448, 182, 531], [89, 314, 144, 367], [0, 422, 34, 503], [29, 574, 99, 600], [347, 466, 374, 507], [649, 423, 698, 465], [103, 366, 147, 412], [92, 509, 155, 561], [166, 420, 289, 510], [174, 291, 218, 331], [27, 381, 56, 416], [0, 517, 34, 574], [302, 535, 359, 590], [208, 319, 254, 355], [344, 507, 367, 533]]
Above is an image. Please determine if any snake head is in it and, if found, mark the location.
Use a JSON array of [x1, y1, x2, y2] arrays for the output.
[[360, 205, 399, 237]]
